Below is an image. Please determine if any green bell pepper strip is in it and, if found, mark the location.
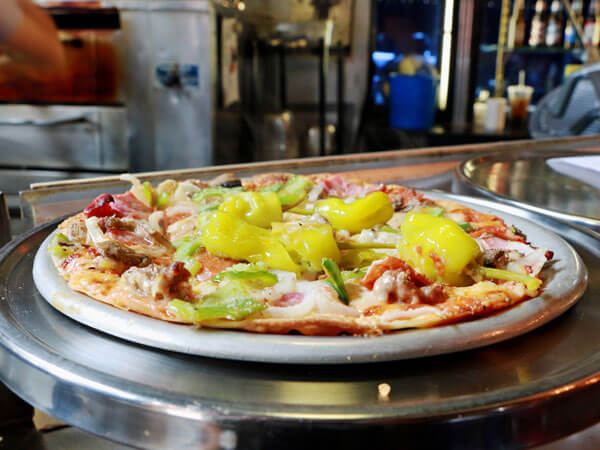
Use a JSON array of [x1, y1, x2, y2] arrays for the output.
[[213, 270, 278, 288], [174, 236, 203, 262], [48, 233, 73, 258], [167, 281, 266, 321], [322, 258, 349, 304], [184, 259, 203, 276], [259, 182, 283, 192], [277, 176, 313, 207], [341, 267, 369, 282], [191, 186, 243, 203], [424, 206, 444, 217], [479, 266, 542, 291]]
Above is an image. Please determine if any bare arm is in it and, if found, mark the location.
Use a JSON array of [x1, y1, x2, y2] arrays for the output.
[[0, 0, 65, 73]]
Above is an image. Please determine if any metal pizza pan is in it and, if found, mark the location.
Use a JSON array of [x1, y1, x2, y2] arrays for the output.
[[454, 150, 600, 232], [31, 193, 587, 364], [0, 194, 599, 449]]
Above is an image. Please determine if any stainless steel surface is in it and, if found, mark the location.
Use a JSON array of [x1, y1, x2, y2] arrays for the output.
[[33, 196, 587, 363], [115, 0, 213, 171], [454, 149, 600, 232], [0, 193, 9, 248], [1, 196, 600, 449], [0, 105, 127, 171]]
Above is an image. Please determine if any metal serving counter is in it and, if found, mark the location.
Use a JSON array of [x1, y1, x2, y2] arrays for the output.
[[1, 135, 599, 449]]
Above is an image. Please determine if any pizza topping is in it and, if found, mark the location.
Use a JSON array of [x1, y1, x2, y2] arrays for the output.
[[397, 212, 481, 286], [97, 240, 152, 268], [48, 233, 76, 258], [478, 266, 541, 292], [319, 175, 383, 198], [322, 258, 349, 304], [111, 192, 152, 219], [361, 257, 431, 289], [203, 211, 299, 272], [219, 191, 282, 228], [315, 192, 394, 233], [277, 175, 313, 208], [167, 281, 266, 321], [84, 194, 120, 218], [272, 222, 340, 271], [214, 270, 278, 288], [477, 236, 548, 277], [209, 172, 241, 187]]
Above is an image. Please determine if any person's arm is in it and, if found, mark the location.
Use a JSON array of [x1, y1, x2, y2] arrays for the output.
[[0, 0, 65, 73]]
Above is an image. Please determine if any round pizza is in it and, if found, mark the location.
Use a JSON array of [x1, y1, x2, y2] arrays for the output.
[[47, 172, 552, 336]]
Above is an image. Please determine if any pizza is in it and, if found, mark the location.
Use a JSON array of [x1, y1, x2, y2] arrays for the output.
[[47, 172, 553, 336]]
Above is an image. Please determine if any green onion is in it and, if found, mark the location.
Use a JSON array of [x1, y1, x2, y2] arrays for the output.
[[336, 241, 396, 250], [380, 225, 401, 234], [156, 191, 170, 209], [459, 222, 474, 232], [322, 258, 349, 304], [143, 181, 154, 206]]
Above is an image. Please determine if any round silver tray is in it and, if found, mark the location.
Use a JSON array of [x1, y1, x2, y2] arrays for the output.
[[454, 150, 600, 232], [1, 194, 600, 449]]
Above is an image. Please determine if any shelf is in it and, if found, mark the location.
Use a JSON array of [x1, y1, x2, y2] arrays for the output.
[[480, 44, 584, 56]]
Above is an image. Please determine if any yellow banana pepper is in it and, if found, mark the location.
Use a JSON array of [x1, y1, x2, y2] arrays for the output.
[[397, 212, 481, 285], [219, 191, 282, 228], [272, 222, 340, 271], [203, 211, 298, 272], [315, 191, 394, 233]]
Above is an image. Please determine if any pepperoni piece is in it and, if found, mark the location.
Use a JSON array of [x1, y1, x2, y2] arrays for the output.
[[84, 194, 121, 218], [360, 256, 431, 290], [195, 249, 238, 282]]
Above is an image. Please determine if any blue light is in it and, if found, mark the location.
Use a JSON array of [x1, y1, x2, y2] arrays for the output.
[[372, 51, 396, 67]]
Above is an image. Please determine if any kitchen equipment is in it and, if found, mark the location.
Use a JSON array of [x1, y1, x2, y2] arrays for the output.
[[0, 193, 9, 247]]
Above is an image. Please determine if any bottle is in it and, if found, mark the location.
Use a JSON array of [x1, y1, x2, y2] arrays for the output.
[[529, 0, 548, 47], [546, 0, 563, 47], [583, 0, 597, 46], [508, 0, 527, 48], [564, 0, 583, 49]]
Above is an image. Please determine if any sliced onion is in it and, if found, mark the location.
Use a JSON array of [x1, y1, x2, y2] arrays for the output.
[[120, 174, 151, 208], [265, 295, 316, 318], [380, 305, 441, 321], [148, 211, 165, 233], [171, 182, 201, 203], [314, 282, 360, 317]]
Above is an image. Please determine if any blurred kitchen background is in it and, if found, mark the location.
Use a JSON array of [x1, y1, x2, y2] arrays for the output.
[[1, 0, 599, 221]]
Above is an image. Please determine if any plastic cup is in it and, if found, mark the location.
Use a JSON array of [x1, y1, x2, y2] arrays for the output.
[[507, 85, 534, 125]]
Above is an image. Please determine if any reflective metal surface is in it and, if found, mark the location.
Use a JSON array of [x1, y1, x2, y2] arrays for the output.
[[0, 192, 9, 247], [455, 150, 600, 232], [1, 195, 600, 449]]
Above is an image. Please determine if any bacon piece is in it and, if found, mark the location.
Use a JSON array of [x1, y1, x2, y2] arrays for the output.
[[111, 192, 152, 219], [319, 175, 384, 198], [361, 256, 431, 290]]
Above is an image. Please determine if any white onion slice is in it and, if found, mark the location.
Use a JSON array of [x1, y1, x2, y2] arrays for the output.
[[265, 296, 316, 318], [380, 306, 441, 321]]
